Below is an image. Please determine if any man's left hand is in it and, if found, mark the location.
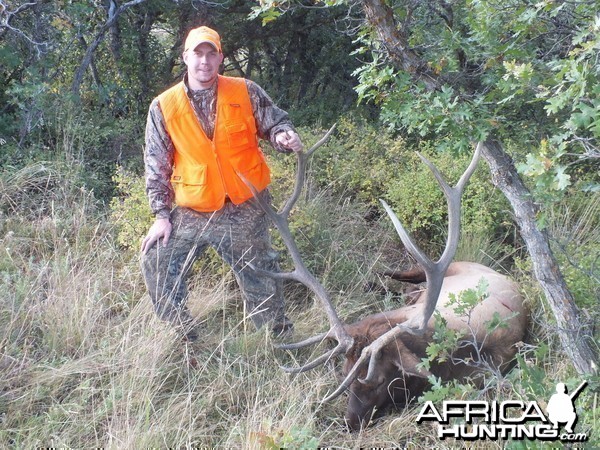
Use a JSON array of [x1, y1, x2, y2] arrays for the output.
[[275, 130, 304, 153]]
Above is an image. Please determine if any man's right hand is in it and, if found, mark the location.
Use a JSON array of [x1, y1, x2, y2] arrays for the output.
[[141, 217, 172, 254]]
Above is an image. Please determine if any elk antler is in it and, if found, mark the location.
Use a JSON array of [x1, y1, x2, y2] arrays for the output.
[[323, 143, 483, 401], [239, 124, 354, 373]]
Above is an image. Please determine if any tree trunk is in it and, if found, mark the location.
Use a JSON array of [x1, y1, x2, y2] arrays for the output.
[[361, 0, 439, 91], [72, 33, 106, 96], [136, 9, 158, 104], [481, 139, 598, 375], [78, 36, 103, 89]]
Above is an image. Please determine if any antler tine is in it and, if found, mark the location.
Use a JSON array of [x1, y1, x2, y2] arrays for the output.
[[322, 372, 359, 402], [281, 123, 337, 216], [437, 143, 481, 268], [281, 339, 349, 373], [306, 123, 337, 157], [417, 144, 481, 266], [322, 346, 372, 402], [380, 200, 434, 271], [456, 142, 483, 192], [275, 331, 329, 350]]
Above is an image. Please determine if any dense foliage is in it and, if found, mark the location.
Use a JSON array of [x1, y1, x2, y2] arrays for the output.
[[1, 0, 360, 158], [351, 0, 600, 190]]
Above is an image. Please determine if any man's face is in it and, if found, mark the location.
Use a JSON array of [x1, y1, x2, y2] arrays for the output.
[[183, 42, 224, 90]]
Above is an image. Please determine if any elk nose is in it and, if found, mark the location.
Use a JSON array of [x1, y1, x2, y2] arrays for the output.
[[344, 412, 366, 432]]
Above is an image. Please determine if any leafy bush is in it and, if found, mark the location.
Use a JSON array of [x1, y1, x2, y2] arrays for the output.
[[109, 167, 154, 252], [290, 117, 515, 256], [304, 116, 409, 206], [384, 148, 514, 250], [547, 191, 600, 312]]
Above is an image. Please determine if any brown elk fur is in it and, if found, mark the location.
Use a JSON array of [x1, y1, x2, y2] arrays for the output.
[[341, 261, 528, 430]]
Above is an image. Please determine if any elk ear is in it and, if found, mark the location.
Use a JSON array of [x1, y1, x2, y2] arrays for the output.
[[393, 347, 432, 379]]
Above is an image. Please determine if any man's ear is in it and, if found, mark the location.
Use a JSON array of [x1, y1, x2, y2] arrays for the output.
[[182, 51, 189, 66]]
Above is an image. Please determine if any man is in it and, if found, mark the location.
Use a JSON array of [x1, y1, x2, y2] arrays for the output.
[[546, 382, 577, 433], [141, 26, 303, 341]]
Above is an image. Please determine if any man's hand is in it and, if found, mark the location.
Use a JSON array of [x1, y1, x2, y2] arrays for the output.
[[141, 217, 172, 254], [275, 130, 304, 153]]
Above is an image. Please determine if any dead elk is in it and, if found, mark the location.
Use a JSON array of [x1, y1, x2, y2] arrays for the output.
[[342, 261, 528, 430], [242, 135, 528, 431]]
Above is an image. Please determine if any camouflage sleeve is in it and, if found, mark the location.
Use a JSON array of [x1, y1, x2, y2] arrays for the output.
[[144, 98, 175, 219], [245, 79, 296, 153]]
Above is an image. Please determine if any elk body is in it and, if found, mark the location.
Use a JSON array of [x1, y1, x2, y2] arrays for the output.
[[342, 261, 528, 430]]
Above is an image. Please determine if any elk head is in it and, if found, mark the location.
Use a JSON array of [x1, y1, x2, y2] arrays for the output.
[[341, 328, 433, 430]]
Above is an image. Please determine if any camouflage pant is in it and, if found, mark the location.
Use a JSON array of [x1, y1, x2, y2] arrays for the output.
[[141, 190, 289, 331]]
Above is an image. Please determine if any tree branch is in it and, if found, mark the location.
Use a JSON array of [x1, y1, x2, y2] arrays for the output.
[[0, 0, 48, 55], [71, 0, 147, 97], [359, 0, 439, 91]]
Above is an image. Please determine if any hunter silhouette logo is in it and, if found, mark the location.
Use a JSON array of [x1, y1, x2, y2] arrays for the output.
[[546, 381, 586, 434], [416, 380, 589, 442]]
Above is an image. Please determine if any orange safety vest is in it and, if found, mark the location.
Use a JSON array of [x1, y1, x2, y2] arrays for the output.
[[157, 75, 271, 212]]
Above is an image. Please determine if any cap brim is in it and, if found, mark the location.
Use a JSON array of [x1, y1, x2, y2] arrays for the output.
[[188, 40, 220, 52]]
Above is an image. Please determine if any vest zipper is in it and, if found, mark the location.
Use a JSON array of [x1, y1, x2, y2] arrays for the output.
[[211, 109, 229, 204]]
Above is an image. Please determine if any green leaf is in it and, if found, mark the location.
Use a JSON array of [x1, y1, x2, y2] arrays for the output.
[[554, 165, 571, 190]]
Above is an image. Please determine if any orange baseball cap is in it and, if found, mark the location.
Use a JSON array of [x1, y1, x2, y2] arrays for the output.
[[184, 26, 222, 53]]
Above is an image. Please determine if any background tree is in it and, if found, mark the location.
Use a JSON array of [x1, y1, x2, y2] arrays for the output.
[[1, 0, 361, 160]]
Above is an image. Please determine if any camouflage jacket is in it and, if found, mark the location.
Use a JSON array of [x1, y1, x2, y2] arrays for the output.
[[144, 75, 296, 219]]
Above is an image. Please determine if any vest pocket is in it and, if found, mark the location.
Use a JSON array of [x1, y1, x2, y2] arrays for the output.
[[171, 163, 207, 186], [225, 122, 251, 149], [171, 163, 209, 207]]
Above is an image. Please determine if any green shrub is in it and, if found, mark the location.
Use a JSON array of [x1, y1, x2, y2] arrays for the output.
[[287, 117, 515, 257], [384, 149, 514, 251], [301, 116, 409, 206], [109, 167, 154, 252], [548, 191, 600, 312]]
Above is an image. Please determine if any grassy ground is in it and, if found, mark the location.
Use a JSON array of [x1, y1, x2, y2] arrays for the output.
[[0, 162, 598, 449]]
